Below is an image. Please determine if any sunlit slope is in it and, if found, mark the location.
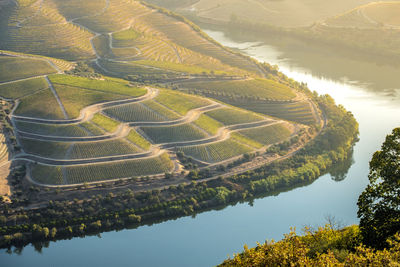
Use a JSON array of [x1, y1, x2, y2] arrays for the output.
[[0, 0, 261, 75], [325, 1, 400, 28], [0, 0, 94, 60], [150, 0, 382, 27], [1, 73, 301, 185]]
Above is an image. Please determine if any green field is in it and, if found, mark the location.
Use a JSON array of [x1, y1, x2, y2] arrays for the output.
[[21, 138, 141, 159], [112, 28, 141, 47], [80, 121, 106, 136], [31, 165, 64, 185], [93, 35, 113, 58], [91, 113, 120, 133], [134, 60, 228, 75], [49, 75, 147, 97], [155, 90, 210, 115], [0, 77, 48, 99], [218, 98, 316, 125], [64, 153, 174, 184], [15, 121, 90, 137], [104, 102, 168, 122], [127, 130, 152, 150], [238, 123, 292, 145], [69, 139, 141, 159], [180, 78, 296, 100], [179, 139, 252, 163], [53, 84, 125, 118], [20, 138, 71, 159], [0, 56, 56, 82], [205, 107, 264, 125], [141, 123, 207, 143], [231, 132, 263, 149], [193, 114, 223, 135], [14, 89, 65, 119]]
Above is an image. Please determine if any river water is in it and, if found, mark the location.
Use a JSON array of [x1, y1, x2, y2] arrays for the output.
[[2, 29, 400, 267]]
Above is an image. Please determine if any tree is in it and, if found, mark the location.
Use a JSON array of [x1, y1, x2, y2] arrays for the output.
[[357, 128, 400, 248]]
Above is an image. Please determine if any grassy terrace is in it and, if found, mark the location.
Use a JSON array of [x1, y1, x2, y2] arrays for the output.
[[15, 121, 90, 137], [31, 165, 64, 185], [141, 123, 207, 143], [75, 0, 149, 33], [20, 138, 141, 159], [217, 98, 316, 125], [49, 75, 147, 97], [20, 138, 71, 159], [237, 123, 293, 146], [54, 84, 124, 118], [155, 90, 211, 115], [30, 153, 174, 185], [231, 132, 264, 149], [193, 114, 223, 135], [127, 129, 152, 150], [112, 28, 141, 47], [205, 107, 264, 126], [134, 60, 229, 75], [93, 35, 113, 58], [0, 56, 56, 82], [179, 139, 252, 163], [0, 77, 48, 99], [14, 89, 65, 119], [180, 78, 296, 100], [97, 59, 176, 76], [91, 113, 120, 133]]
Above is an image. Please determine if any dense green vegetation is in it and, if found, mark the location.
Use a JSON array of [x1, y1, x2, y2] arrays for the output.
[[91, 113, 120, 133], [0, 56, 56, 82], [0, 93, 358, 248], [205, 107, 264, 125], [15, 121, 90, 137], [126, 130, 152, 150], [155, 90, 210, 115], [54, 84, 125, 118], [358, 127, 400, 249], [69, 140, 141, 159], [180, 78, 296, 101], [192, 114, 223, 135], [141, 123, 207, 143], [49, 75, 146, 97], [14, 89, 65, 119], [219, 225, 400, 266], [104, 102, 170, 123], [0, 78, 48, 99], [238, 123, 292, 146], [179, 139, 252, 163]]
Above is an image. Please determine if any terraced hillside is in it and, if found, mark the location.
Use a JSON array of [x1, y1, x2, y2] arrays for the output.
[[0, 64, 306, 185], [0, 0, 322, 187]]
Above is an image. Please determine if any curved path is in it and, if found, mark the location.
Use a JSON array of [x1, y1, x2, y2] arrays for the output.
[[15, 119, 279, 166], [12, 87, 158, 125], [14, 148, 158, 166], [14, 101, 221, 142]]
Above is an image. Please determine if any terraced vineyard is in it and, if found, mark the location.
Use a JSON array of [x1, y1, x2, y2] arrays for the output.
[[141, 123, 208, 143], [0, 0, 321, 186], [179, 78, 297, 101], [0, 56, 56, 82], [179, 139, 252, 164]]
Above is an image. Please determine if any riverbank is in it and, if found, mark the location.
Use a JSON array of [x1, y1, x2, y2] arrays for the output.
[[0, 91, 358, 249]]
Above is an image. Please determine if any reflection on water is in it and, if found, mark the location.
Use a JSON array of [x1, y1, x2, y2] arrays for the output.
[[207, 29, 400, 102]]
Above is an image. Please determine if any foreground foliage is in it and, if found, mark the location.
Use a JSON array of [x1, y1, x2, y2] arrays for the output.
[[358, 127, 400, 249], [219, 225, 400, 266]]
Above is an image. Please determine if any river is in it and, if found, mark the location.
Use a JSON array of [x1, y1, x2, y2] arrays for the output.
[[2, 29, 400, 267]]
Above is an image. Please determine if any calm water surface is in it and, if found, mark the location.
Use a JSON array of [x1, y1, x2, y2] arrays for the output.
[[2, 29, 400, 267]]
